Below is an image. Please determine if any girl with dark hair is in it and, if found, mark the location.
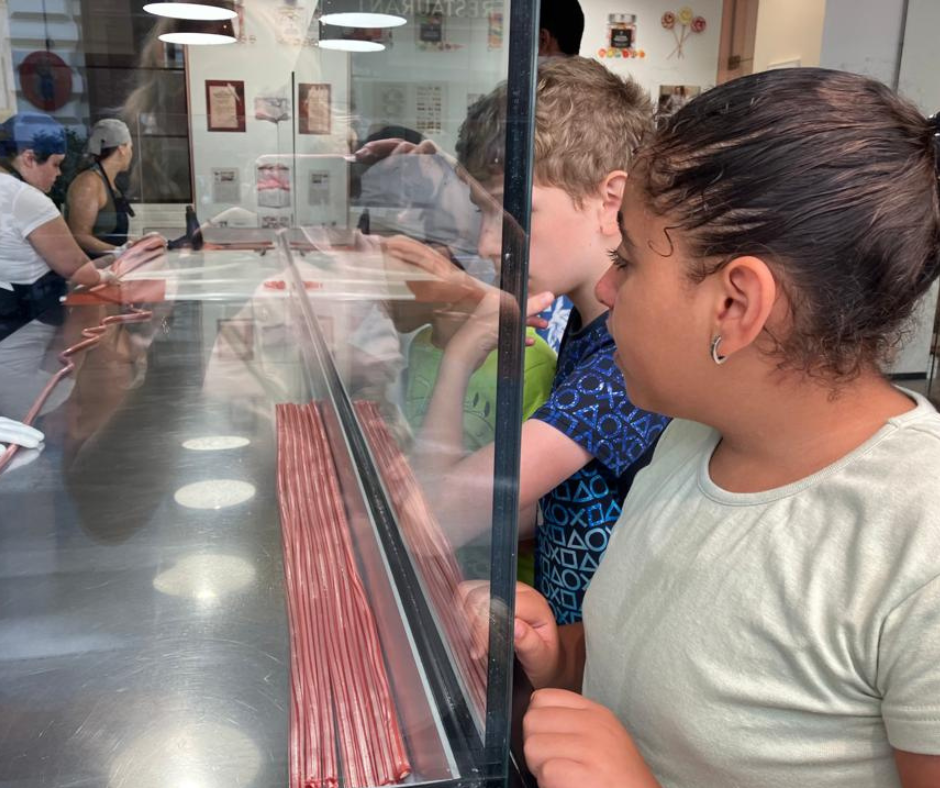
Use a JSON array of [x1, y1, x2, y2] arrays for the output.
[[66, 118, 136, 257], [0, 113, 113, 341], [507, 68, 940, 787]]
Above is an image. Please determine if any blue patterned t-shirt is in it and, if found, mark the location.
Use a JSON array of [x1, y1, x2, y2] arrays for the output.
[[531, 309, 670, 624]]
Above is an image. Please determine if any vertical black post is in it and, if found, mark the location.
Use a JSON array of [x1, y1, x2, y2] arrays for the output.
[[291, 71, 298, 228], [484, 0, 540, 779]]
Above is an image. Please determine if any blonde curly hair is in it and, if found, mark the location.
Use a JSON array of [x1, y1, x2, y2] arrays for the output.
[[457, 57, 653, 204]]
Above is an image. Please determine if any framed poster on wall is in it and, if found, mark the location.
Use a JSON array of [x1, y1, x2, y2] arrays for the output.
[[205, 80, 246, 132], [415, 84, 444, 135], [298, 83, 331, 135]]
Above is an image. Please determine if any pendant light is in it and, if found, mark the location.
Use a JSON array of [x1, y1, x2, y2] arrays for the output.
[[318, 0, 405, 29], [318, 21, 385, 52], [144, 0, 236, 21], [159, 17, 237, 45]]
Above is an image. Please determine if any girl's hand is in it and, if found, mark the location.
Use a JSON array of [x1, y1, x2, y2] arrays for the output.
[[524, 689, 661, 788], [461, 581, 562, 689]]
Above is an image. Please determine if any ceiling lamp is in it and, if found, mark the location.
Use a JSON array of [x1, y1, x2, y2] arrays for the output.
[[319, 38, 385, 52], [318, 22, 386, 52], [144, 0, 236, 21], [318, 0, 405, 28], [159, 17, 237, 45]]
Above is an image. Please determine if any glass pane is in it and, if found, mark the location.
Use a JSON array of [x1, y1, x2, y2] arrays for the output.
[[0, 0, 530, 787], [11, 3, 936, 788]]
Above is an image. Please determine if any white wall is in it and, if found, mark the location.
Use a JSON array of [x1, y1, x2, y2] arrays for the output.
[[893, 0, 939, 376], [0, 0, 16, 120], [186, 0, 351, 227], [349, 0, 723, 154], [897, 0, 940, 112], [819, 0, 938, 376], [348, 1, 510, 155], [819, 0, 906, 85], [6, 0, 88, 130], [752, 0, 825, 72], [578, 0, 723, 98]]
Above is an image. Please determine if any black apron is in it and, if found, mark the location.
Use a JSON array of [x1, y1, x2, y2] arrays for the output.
[[90, 163, 134, 253]]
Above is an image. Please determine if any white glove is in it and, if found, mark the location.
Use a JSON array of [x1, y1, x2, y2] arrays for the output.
[[0, 416, 44, 449], [0, 417, 44, 472], [98, 267, 119, 286]]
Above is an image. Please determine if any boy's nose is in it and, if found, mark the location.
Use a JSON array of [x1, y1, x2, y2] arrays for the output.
[[595, 265, 616, 308]]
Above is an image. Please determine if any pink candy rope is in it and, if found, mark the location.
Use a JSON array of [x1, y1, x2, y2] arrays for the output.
[[0, 307, 152, 476], [276, 402, 411, 788], [355, 401, 487, 715]]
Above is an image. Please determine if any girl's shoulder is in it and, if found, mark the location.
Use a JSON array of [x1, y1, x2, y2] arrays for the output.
[[868, 395, 940, 498]]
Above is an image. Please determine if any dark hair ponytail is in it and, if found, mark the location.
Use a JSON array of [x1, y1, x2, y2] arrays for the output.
[[636, 67, 940, 380]]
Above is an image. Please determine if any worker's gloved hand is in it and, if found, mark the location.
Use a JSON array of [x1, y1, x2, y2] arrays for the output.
[[0, 417, 44, 472], [112, 233, 168, 278]]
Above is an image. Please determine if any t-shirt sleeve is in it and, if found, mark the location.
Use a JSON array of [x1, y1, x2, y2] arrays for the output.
[[13, 185, 61, 239], [530, 345, 668, 476], [878, 572, 940, 754]]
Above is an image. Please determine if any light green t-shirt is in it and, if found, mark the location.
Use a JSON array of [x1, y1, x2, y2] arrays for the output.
[[403, 325, 556, 453], [583, 390, 940, 788]]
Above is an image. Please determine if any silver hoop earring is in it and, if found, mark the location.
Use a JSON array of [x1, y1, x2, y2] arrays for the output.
[[710, 335, 728, 365]]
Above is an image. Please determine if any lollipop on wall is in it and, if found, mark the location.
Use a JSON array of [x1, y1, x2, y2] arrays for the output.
[[663, 6, 707, 59]]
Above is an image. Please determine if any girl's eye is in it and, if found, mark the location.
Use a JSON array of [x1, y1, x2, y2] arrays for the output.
[[606, 248, 631, 269]]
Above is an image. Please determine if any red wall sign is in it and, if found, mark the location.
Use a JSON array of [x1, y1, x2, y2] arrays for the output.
[[19, 51, 73, 112]]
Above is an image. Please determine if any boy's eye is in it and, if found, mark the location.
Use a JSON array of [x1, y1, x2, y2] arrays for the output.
[[606, 248, 631, 269]]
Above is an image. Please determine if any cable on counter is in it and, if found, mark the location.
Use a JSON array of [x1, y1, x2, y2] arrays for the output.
[[0, 306, 151, 476]]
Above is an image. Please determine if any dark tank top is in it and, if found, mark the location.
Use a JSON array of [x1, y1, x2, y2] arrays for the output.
[[90, 163, 133, 250]]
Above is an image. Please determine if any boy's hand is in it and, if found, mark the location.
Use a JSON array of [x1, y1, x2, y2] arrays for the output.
[[355, 137, 444, 164], [353, 138, 526, 246], [447, 289, 554, 372], [461, 581, 562, 689], [524, 689, 661, 788], [384, 235, 483, 308], [111, 233, 167, 278]]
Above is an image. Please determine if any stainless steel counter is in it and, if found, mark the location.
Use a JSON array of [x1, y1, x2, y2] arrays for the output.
[[0, 243, 521, 788], [0, 255, 303, 787]]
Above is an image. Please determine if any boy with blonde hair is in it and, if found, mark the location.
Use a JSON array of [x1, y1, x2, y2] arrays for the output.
[[414, 57, 670, 623]]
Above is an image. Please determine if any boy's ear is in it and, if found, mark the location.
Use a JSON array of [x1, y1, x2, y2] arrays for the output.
[[538, 29, 552, 54], [597, 170, 628, 237]]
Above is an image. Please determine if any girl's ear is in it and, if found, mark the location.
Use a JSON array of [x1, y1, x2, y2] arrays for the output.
[[711, 255, 778, 359], [598, 170, 627, 237]]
